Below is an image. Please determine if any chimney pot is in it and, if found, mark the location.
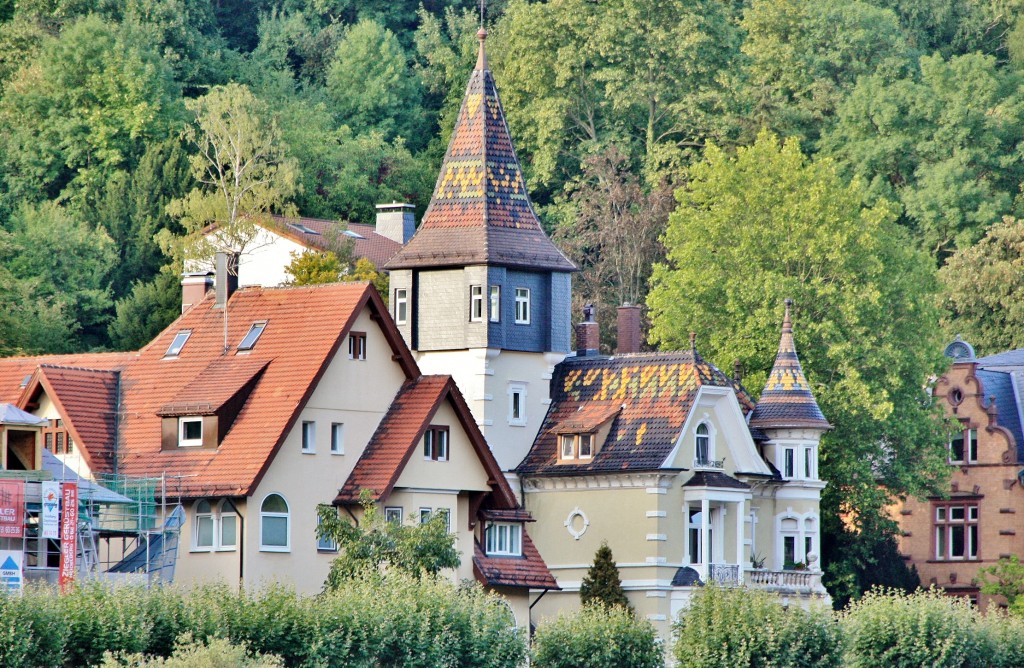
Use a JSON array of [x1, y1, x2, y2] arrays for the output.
[[375, 203, 416, 244], [575, 304, 600, 356], [616, 303, 642, 354], [181, 271, 214, 313], [214, 252, 239, 309]]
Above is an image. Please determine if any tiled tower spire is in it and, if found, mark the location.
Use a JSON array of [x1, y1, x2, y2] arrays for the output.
[[385, 28, 575, 272], [749, 299, 831, 430]]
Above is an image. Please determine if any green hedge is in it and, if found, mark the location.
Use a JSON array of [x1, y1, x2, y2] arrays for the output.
[[0, 574, 525, 668], [532, 604, 661, 668]]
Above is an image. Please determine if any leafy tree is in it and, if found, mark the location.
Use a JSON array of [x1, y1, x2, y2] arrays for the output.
[[162, 83, 299, 268], [938, 217, 1024, 355], [552, 146, 671, 348], [5, 201, 116, 350], [315, 492, 459, 589], [980, 556, 1024, 610], [647, 132, 949, 604], [0, 15, 182, 209], [532, 604, 661, 668], [326, 19, 425, 147], [495, 0, 739, 189], [284, 250, 343, 285], [0, 268, 76, 356], [340, 258, 390, 306], [108, 270, 183, 352], [673, 585, 841, 668], [413, 5, 482, 145], [822, 52, 1024, 260], [0, 16, 48, 91], [579, 541, 631, 611]]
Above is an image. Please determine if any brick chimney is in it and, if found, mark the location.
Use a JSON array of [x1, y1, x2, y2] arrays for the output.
[[375, 202, 416, 244], [214, 252, 239, 309], [181, 271, 214, 313], [616, 303, 641, 354], [575, 304, 600, 356]]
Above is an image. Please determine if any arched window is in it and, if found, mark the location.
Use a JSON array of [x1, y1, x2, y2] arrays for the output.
[[219, 500, 238, 550], [695, 423, 710, 463], [260, 493, 290, 552], [194, 499, 214, 550]]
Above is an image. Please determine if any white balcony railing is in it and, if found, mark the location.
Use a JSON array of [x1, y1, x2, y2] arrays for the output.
[[746, 568, 822, 593], [692, 458, 725, 470]]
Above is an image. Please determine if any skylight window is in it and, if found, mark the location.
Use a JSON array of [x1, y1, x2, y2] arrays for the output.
[[165, 330, 192, 357], [238, 322, 267, 351], [287, 223, 320, 235], [343, 229, 365, 239]]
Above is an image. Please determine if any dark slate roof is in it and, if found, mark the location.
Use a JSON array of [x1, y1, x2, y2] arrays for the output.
[[517, 350, 755, 476], [384, 32, 575, 273], [681, 471, 750, 490], [473, 534, 559, 590], [977, 349, 1024, 371], [976, 369, 1024, 462], [749, 301, 831, 430], [671, 566, 702, 587], [267, 215, 402, 270]]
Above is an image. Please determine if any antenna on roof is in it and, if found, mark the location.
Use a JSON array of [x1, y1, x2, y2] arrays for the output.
[[479, 0, 485, 28]]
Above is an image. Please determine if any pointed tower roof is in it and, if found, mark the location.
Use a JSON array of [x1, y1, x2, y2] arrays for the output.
[[385, 29, 576, 272], [749, 300, 831, 431]]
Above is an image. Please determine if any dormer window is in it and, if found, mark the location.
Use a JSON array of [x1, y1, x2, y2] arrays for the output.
[[559, 433, 594, 461], [693, 422, 722, 469], [485, 522, 523, 556], [179, 417, 204, 447], [696, 423, 710, 461], [165, 330, 191, 357], [424, 426, 449, 461], [238, 322, 266, 351]]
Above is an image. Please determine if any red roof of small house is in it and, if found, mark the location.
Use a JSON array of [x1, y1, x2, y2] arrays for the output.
[[0, 283, 419, 497], [268, 215, 402, 270], [473, 533, 559, 590]]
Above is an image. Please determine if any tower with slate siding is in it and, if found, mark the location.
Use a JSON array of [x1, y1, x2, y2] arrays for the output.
[[385, 29, 576, 472], [749, 299, 830, 570]]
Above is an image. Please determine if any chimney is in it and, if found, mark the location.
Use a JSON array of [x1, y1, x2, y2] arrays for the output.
[[181, 271, 214, 313], [375, 202, 416, 244], [733, 359, 743, 384], [616, 303, 641, 354], [575, 304, 600, 356], [214, 252, 239, 309]]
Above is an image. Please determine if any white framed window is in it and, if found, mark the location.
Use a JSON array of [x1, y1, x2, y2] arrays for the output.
[[783, 448, 795, 478], [804, 447, 816, 479], [218, 500, 238, 550], [934, 503, 979, 561], [489, 286, 500, 322], [179, 417, 203, 447], [331, 423, 344, 454], [561, 434, 575, 459], [165, 330, 191, 357], [470, 285, 484, 321], [394, 289, 408, 325], [194, 499, 214, 551], [317, 514, 338, 552], [579, 433, 593, 458], [949, 428, 966, 464], [695, 423, 710, 463], [559, 433, 595, 461], [514, 288, 530, 324], [968, 428, 978, 463], [485, 522, 523, 556], [260, 493, 290, 552], [508, 383, 527, 426], [385, 507, 403, 524], [419, 507, 432, 524], [424, 426, 449, 461], [348, 332, 366, 360], [301, 421, 316, 453]]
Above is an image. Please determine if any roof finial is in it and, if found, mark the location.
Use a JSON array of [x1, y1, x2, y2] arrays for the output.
[[476, 0, 488, 70], [783, 298, 793, 333], [689, 331, 697, 352]]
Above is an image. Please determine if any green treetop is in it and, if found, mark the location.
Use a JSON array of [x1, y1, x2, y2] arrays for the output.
[[580, 541, 631, 611]]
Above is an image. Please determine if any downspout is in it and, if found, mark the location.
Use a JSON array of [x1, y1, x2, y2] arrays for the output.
[[528, 588, 551, 638], [235, 501, 245, 585]]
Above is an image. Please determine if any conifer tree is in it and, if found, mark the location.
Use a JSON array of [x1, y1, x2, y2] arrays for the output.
[[580, 541, 631, 611]]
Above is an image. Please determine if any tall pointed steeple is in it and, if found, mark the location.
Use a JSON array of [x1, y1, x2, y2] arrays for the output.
[[385, 28, 575, 272], [749, 299, 831, 430]]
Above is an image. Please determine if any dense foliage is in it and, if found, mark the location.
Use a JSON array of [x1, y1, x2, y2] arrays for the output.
[[579, 541, 631, 610], [532, 604, 661, 668], [0, 576, 525, 668]]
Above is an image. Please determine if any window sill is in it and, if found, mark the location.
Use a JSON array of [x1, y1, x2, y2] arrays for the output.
[[215, 547, 237, 553], [330, 451, 344, 456], [189, 547, 214, 553], [301, 450, 315, 455], [259, 546, 291, 553]]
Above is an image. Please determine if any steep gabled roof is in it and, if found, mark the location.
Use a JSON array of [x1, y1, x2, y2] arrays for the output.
[[748, 300, 831, 431], [385, 31, 575, 273], [20, 365, 121, 472], [517, 351, 755, 476], [0, 283, 419, 497], [335, 375, 515, 508]]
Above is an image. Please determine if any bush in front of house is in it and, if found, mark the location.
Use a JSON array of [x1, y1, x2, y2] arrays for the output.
[[99, 634, 283, 667], [840, 587, 985, 668], [532, 604, 662, 668], [672, 585, 841, 668]]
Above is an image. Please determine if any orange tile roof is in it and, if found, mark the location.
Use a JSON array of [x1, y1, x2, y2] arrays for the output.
[[0, 283, 419, 497], [473, 532, 559, 590], [158, 358, 269, 416], [335, 375, 516, 509]]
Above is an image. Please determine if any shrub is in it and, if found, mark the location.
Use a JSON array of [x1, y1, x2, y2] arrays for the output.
[[99, 634, 283, 667], [580, 542, 631, 611], [533, 604, 661, 668], [673, 585, 840, 668], [62, 582, 154, 667], [977, 610, 1024, 668], [0, 583, 68, 668], [841, 587, 984, 668]]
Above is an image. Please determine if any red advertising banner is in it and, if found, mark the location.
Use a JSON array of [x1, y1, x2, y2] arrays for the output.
[[59, 482, 78, 592], [0, 480, 24, 538]]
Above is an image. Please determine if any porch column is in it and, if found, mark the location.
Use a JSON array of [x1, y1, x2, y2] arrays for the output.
[[682, 501, 690, 564], [701, 498, 710, 566], [735, 498, 745, 584]]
